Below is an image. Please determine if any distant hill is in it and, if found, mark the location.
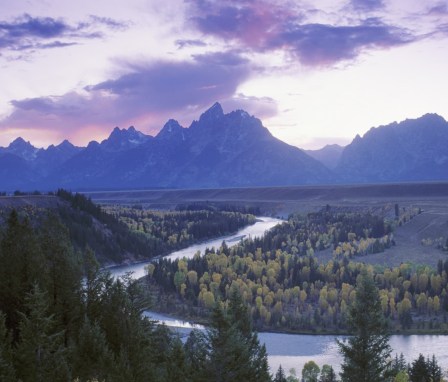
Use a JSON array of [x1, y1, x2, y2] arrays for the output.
[[0, 192, 147, 264], [305, 144, 344, 169], [336, 113, 448, 182], [1, 107, 448, 190]]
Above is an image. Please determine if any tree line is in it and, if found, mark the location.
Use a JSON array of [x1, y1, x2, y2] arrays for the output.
[[0, 209, 270, 381], [103, 204, 255, 249], [147, 211, 448, 333], [1, 189, 255, 264]]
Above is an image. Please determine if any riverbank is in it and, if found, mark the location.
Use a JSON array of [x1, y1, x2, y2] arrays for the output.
[[107, 216, 283, 279], [142, 309, 448, 376], [109, 213, 448, 336], [144, 286, 448, 336]]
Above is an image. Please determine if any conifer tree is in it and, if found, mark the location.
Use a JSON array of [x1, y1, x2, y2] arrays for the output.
[[390, 353, 407, 376], [0, 210, 45, 332], [14, 284, 70, 382], [205, 287, 271, 382], [427, 354, 442, 382], [72, 318, 114, 382], [207, 304, 252, 381], [40, 214, 82, 343], [227, 287, 271, 382], [274, 365, 287, 382], [167, 338, 189, 382], [0, 312, 15, 382], [338, 271, 391, 382], [409, 354, 429, 382], [184, 329, 208, 382]]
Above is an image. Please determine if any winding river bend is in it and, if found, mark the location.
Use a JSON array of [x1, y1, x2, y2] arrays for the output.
[[108, 216, 282, 279], [108, 217, 448, 374]]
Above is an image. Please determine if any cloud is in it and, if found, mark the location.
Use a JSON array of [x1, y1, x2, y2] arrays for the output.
[[0, 13, 127, 53], [88, 51, 251, 113], [275, 21, 414, 66], [190, 0, 297, 49], [350, 0, 384, 11], [428, 3, 448, 15], [221, 94, 278, 120], [0, 14, 68, 40], [87, 15, 129, 30], [175, 39, 207, 49], [0, 51, 256, 145], [187, 0, 417, 66]]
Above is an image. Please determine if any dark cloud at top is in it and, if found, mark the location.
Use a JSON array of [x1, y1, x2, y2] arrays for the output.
[[187, 0, 417, 66], [350, 0, 384, 11], [0, 13, 127, 52], [191, 0, 296, 49], [428, 3, 448, 15], [0, 14, 68, 39], [88, 51, 251, 114], [0, 14, 67, 49], [275, 21, 414, 66], [0, 51, 259, 140]]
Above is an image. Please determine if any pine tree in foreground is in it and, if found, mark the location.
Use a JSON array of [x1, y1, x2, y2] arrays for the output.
[[338, 270, 392, 382], [274, 365, 287, 382], [203, 287, 271, 382]]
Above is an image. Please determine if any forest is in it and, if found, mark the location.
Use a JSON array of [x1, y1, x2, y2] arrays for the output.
[[103, 203, 255, 251], [0, 208, 272, 381], [148, 208, 448, 333], [0, 190, 254, 264], [0, 195, 446, 381]]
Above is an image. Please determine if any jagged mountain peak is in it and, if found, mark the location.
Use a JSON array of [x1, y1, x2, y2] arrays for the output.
[[190, 103, 268, 140], [162, 119, 182, 131], [6, 137, 39, 161], [156, 119, 185, 141], [9, 136, 34, 148], [46, 140, 73, 151], [199, 102, 224, 122], [101, 125, 150, 151], [108, 126, 133, 138], [57, 139, 75, 149]]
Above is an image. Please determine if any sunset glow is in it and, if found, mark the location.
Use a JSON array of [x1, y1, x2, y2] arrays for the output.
[[1, 0, 447, 149]]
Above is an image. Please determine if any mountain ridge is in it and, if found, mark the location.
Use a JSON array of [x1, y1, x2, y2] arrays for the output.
[[1, 105, 447, 190], [335, 113, 448, 183]]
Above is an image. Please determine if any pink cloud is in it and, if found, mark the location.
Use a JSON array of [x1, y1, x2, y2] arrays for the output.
[[188, 0, 417, 67], [0, 51, 263, 147]]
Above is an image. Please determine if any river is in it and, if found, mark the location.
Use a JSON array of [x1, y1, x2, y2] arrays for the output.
[[108, 217, 448, 375], [108, 216, 282, 279], [143, 310, 448, 375]]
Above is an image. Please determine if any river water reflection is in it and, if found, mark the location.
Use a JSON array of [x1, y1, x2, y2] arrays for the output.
[[143, 310, 448, 375]]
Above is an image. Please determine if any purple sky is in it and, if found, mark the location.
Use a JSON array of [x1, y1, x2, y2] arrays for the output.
[[0, 0, 447, 149]]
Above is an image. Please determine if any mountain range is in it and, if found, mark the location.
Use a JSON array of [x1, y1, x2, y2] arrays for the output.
[[0, 103, 447, 191]]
